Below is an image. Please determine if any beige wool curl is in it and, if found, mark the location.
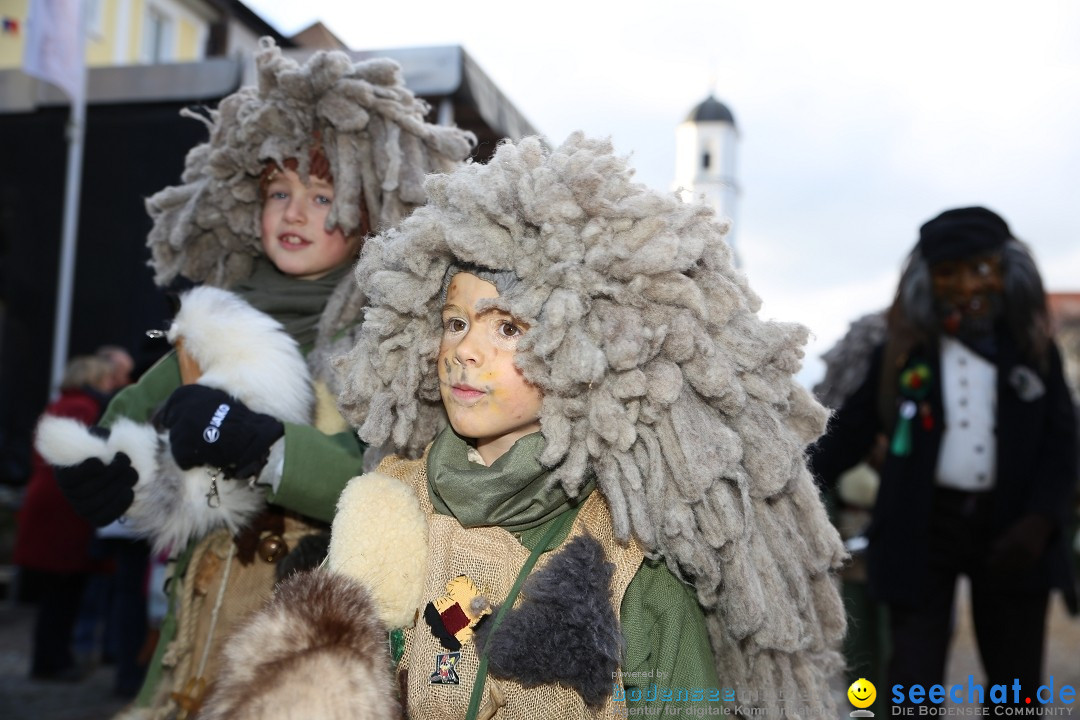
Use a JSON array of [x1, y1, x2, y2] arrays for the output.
[[145, 37, 475, 384], [336, 133, 847, 716]]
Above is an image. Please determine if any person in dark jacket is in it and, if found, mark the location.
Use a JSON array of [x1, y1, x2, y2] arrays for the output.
[[809, 206, 1078, 707]]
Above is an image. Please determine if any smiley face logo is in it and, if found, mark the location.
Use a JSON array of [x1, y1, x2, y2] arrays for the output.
[[847, 678, 876, 709]]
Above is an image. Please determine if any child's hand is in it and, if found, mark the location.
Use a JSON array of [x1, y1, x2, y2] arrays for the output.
[[155, 385, 284, 479]]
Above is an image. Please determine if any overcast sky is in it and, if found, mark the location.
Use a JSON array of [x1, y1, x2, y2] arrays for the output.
[[247, 0, 1080, 386]]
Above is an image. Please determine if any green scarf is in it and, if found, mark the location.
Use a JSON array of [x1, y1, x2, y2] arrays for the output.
[[232, 257, 350, 348], [427, 426, 594, 533]]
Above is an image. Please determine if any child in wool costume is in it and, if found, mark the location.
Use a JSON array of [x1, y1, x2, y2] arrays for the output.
[[51, 37, 475, 719], [232, 133, 847, 719]]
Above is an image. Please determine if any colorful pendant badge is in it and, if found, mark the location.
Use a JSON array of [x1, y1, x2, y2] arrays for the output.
[[425, 575, 491, 686], [430, 651, 461, 685], [424, 575, 492, 652], [890, 362, 933, 457]]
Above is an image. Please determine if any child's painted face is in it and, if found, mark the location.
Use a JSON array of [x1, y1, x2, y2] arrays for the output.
[[260, 167, 361, 280], [439, 272, 543, 466]]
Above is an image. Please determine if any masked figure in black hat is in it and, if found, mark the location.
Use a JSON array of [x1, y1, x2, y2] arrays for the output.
[[809, 206, 1078, 707]]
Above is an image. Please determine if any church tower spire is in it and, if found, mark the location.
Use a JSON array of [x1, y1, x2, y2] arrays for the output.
[[673, 93, 740, 261]]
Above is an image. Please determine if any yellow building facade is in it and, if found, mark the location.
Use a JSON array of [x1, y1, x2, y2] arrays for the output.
[[0, 0, 214, 69]]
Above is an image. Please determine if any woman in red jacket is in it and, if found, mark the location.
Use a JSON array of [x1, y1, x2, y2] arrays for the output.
[[14, 355, 114, 680]]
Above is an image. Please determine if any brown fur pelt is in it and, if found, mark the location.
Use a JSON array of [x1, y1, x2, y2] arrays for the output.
[[335, 133, 848, 717], [199, 570, 400, 720], [145, 37, 475, 389]]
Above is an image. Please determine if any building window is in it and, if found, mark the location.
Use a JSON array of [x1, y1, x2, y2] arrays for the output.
[[143, 6, 175, 63], [702, 151, 711, 170]]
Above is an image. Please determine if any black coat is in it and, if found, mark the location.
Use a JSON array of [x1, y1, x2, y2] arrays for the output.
[[808, 333, 1078, 608]]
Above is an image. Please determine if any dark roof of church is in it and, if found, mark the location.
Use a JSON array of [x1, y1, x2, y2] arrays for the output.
[[685, 95, 735, 125]]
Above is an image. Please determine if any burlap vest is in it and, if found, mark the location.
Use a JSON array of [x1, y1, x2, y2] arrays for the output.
[[379, 454, 645, 720], [140, 514, 325, 720]]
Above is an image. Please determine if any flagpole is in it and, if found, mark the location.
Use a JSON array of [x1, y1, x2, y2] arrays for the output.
[[25, 0, 89, 399], [48, 89, 86, 399]]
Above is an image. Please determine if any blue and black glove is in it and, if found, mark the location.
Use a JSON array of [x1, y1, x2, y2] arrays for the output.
[[155, 385, 284, 479], [55, 445, 139, 527]]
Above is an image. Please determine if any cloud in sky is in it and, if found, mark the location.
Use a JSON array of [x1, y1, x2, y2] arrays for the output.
[[248, 0, 1080, 385]]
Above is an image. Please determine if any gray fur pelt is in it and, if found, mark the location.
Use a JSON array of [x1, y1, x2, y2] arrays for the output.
[[144, 37, 476, 390], [35, 286, 313, 554], [199, 570, 401, 720], [812, 310, 888, 409], [335, 133, 847, 716], [475, 534, 620, 707]]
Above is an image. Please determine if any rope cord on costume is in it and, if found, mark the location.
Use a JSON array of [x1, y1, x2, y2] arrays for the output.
[[195, 541, 236, 679], [463, 511, 575, 720], [173, 540, 213, 684]]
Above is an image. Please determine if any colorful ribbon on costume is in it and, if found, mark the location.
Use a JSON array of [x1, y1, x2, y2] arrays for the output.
[[890, 362, 932, 457]]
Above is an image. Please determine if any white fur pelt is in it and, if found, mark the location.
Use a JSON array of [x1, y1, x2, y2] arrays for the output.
[[35, 286, 314, 554], [199, 570, 401, 720], [325, 471, 429, 628]]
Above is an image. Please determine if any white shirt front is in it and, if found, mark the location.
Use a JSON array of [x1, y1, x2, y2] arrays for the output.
[[935, 337, 997, 491]]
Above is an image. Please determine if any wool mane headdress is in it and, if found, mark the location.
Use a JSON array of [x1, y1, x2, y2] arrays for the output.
[[145, 37, 475, 384], [336, 133, 847, 715]]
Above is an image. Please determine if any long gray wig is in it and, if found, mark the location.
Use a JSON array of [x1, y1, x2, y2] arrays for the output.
[[145, 37, 475, 383], [336, 133, 847, 715], [892, 239, 1050, 368]]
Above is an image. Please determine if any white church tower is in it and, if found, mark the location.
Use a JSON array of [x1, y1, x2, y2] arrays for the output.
[[673, 94, 740, 258]]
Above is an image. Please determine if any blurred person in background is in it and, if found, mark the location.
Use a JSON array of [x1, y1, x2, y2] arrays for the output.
[[809, 207, 1078, 706], [74, 344, 150, 697], [13, 355, 116, 681], [96, 346, 134, 395]]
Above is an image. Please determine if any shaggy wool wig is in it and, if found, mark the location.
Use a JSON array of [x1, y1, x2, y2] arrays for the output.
[[145, 37, 475, 377], [336, 133, 847, 715]]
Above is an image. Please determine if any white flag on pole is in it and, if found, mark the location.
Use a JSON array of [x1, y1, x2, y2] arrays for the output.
[[22, 0, 86, 107]]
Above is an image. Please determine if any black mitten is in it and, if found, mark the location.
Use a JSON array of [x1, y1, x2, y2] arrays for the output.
[[55, 452, 139, 527], [155, 385, 284, 479]]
